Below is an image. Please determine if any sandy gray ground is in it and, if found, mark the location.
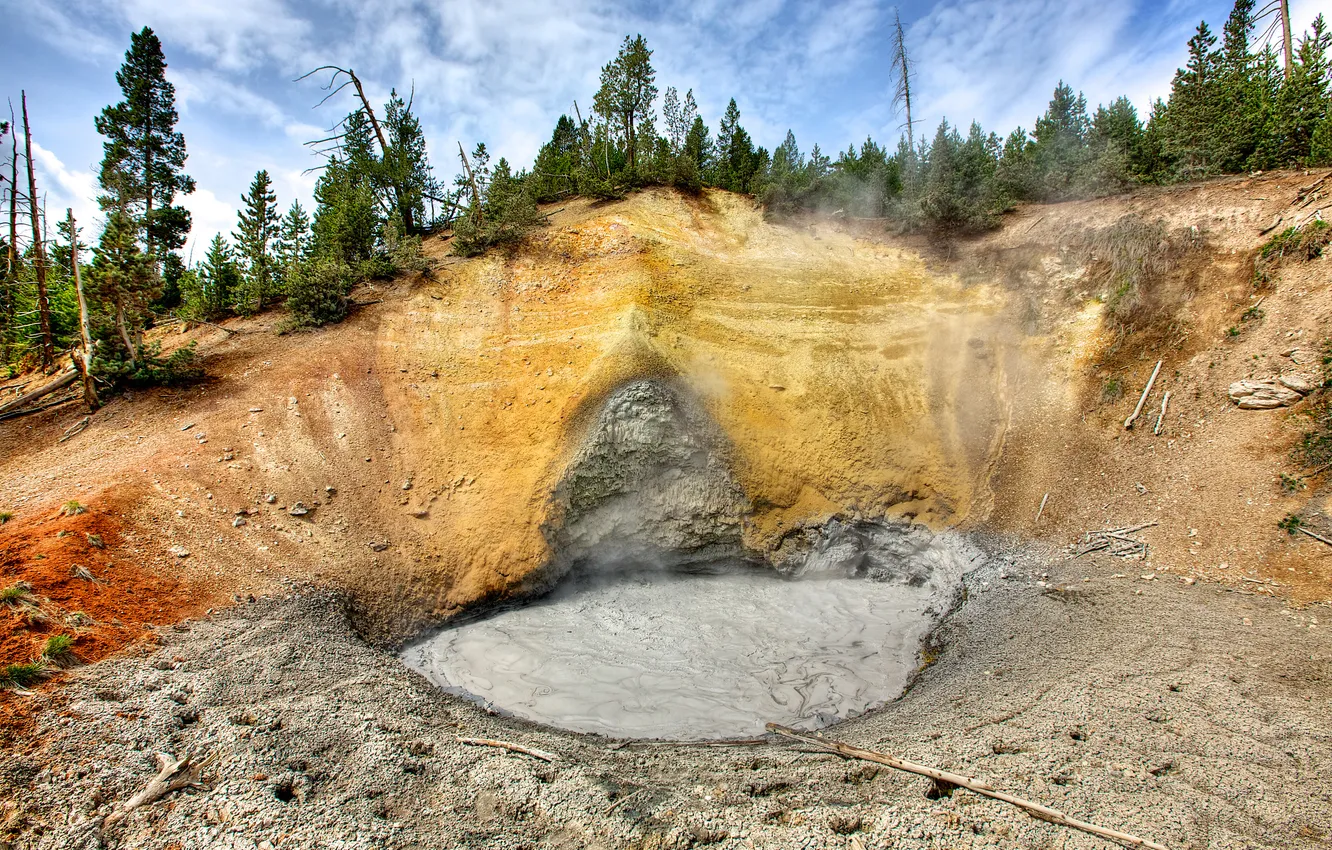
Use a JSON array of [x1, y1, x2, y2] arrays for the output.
[[2, 538, 1330, 850]]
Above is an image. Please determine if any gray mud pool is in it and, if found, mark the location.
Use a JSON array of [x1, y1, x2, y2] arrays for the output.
[[401, 531, 975, 739]]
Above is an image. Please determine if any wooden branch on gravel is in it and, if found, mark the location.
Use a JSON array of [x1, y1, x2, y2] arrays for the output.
[[1124, 360, 1163, 430], [58, 415, 90, 443], [1296, 526, 1332, 549], [0, 367, 76, 416], [102, 750, 218, 830], [457, 737, 557, 762], [1034, 493, 1050, 524], [0, 395, 77, 422], [766, 724, 1169, 850], [1154, 390, 1171, 436]]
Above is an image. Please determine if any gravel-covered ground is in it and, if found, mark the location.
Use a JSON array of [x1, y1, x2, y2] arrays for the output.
[[2, 539, 1329, 850]]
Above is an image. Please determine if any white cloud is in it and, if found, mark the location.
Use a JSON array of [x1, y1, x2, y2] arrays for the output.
[[29, 142, 101, 239], [181, 187, 237, 261]]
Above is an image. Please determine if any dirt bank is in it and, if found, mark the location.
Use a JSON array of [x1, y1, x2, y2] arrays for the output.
[[2, 544, 1327, 849]]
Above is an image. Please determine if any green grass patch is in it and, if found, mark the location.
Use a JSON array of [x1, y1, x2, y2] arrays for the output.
[[0, 581, 33, 605], [1, 662, 47, 689], [60, 500, 86, 517]]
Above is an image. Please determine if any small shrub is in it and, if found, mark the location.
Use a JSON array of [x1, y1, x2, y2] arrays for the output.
[[1254, 221, 1331, 288], [40, 634, 76, 666], [0, 511, 12, 524], [1226, 325, 1240, 338], [1294, 340, 1332, 469], [283, 257, 351, 330], [1, 662, 46, 689], [1280, 473, 1307, 493], [0, 581, 33, 605], [60, 500, 86, 517], [1279, 513, 1304, 534], [1077, 215, 1205, 330], [1241, 305, 1265, 322], [1102, 376, 1124, 402]]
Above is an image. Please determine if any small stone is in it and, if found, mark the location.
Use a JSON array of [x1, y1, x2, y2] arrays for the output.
[[265, 494, 277, 504], [170, 545, 190, 558], [249, 407, 263, 413], [1181, 576, 1196, 585], [180, 422, 194, 431], [402, 479, 413, 491], [288, 502, 310, 517], [233, 517, 247, 528], [325, 485, 337, 495], [369, 541, 389, 552]]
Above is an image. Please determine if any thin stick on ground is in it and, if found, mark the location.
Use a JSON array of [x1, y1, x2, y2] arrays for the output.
[[1125, 360, 1163, 430], [766, 725, 1168, 850], [457, 737, 557, 762], [1034, 493, 1050, 524], [1296, 526, 1332, 549], [1154, 390, 1171, 436]]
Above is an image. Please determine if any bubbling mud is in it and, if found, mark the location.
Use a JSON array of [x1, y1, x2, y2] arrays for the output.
[[401, 524, 980, 740]]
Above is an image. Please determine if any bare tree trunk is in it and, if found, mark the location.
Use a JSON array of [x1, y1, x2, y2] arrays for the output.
[[67, 209, 99, 412], [458, 142, 483, 228], [1280, 0, 1293, 80], [344, 67, 415, 234], [116, 303, 137, 369], [6, 101, 16, 279], [22, 91, 53, 370], [892, 9, 915, 152]]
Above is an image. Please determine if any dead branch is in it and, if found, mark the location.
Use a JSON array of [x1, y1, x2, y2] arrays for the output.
[[1296, 526, 1332, 549], [1124, 360, 1163, 430], [102, 750, 218, 830], [1153, 390, 1171, 436], [0, 368, 76, 416], [1034, 493, 1050, 525], [766, 725, 1168, 850], [457, 737, 557, 762], [0, 395, 77, 422], [58, 415, 90, 443]]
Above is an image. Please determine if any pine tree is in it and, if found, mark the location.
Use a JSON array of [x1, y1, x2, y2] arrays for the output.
[[1262, 14, 1331, 165], [89, 207, 159, 368], [715, 99, 741, 187], [1088, 97, 1146, 188], [276, 201, 311, 275], [1162, 22, 1222, 176], [181, 234, 239, 320], [1030, 81, 1092, 198], [94, 27, 195, 262], [232, 169, 279, 314], [592, 35, 658, 172], [382, 89, 436, 234]]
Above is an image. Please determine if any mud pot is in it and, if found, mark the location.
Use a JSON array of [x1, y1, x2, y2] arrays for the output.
[[402, 524, 980, 739]]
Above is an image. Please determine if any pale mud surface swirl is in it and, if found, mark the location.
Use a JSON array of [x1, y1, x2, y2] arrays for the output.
[[402, 560, 967, 739]]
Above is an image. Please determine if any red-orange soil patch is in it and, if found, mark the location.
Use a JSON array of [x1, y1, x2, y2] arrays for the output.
[[0, 489, 216, 740]]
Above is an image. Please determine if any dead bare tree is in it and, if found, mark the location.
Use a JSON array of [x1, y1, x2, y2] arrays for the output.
[[22, 91, 53, 369], [66, 209, 98, 412], [5, 101, 17, 279], [1257, 0, 1295, 79], [296, 65, 416, 233], [457, 142, 484, 228], [890, 7, 916, 152]]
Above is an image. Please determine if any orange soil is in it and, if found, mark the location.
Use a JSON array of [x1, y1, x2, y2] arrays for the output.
[[0, 488, 218, 740]]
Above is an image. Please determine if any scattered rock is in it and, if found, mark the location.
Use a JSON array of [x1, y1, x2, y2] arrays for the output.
[[288, 503, 311, 517], [368, 541, 389, 552], [1229, 374, 1315, 409], [249, 407, 263, 413], [233, 517, 247, 528], [169, 545, 190, 558], [265, 494, 277, 504], [402, 479, 413, 491], [179, 422, 194, 431], [325, 485, 337, 495]]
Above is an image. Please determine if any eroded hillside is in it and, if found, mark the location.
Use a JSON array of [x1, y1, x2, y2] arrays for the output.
[[0, 174, 1328, 654]]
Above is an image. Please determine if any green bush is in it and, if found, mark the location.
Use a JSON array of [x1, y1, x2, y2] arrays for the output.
[[283, 257, 352, 330]]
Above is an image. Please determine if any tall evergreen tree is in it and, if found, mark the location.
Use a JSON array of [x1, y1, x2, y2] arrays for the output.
[[94, 27, 195, 262], [232, 169, 279, 314], [1162, 22, 1223, 176], [592, 35, 658, 171], [1030, 81, 1092, 198], [181, 234, 239, 321], [382, 89, 436, 234]]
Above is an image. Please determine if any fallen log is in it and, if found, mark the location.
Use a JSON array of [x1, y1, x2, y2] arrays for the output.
[[457, 737, 557, 762], [1124, 360, 1163, 430], [0, 368, 77, 416], [0, 395, 77, 422], [766, 724, 1168, 850], [58, 415, 90, 443]]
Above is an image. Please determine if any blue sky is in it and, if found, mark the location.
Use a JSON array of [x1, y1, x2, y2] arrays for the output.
[[1, 0, 1325, 257]]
